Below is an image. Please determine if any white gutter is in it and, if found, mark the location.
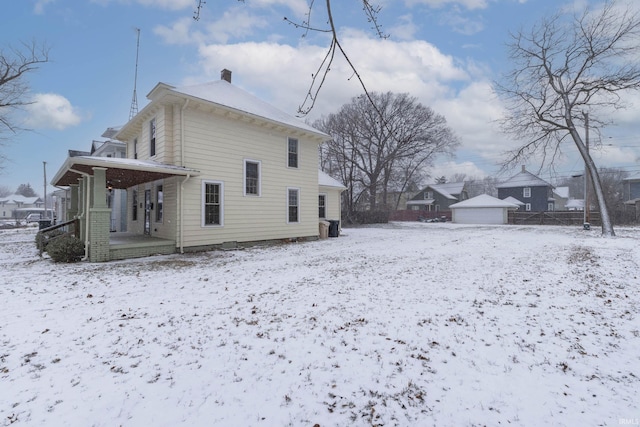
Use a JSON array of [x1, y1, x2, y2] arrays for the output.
[[69, 168, 91, 261]]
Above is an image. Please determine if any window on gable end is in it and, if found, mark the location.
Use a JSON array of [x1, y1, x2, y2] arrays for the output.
[[150, 118, 156, 157], [244, 160, 261, 196], [288, 137, 298, 168], [523, 187, 531, 198]]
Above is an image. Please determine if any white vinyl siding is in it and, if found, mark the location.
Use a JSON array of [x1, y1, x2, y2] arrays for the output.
[[178, 108, 321, 247]]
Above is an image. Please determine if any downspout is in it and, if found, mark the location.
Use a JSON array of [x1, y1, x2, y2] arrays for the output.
[[69, 168, 91, 261], [179, 99, 190, 254], [180, 174, 191, 254]]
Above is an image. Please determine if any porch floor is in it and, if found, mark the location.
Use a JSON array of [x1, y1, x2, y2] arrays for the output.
[[108, 232, 176, 260]]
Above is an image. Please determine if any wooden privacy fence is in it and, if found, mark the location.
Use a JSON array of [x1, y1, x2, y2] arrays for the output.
[[508, 211, 600, 226]]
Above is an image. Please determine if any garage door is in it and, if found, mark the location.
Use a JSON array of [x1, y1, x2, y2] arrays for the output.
[[453, 208, 505, 224]]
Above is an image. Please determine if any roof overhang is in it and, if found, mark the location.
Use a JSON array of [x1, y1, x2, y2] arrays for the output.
[[52, 156, 199, 189], [407, 199, 435, 205]]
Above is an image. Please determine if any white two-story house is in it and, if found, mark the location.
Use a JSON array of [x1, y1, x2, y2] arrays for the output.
[[52, 70, 344, 261]]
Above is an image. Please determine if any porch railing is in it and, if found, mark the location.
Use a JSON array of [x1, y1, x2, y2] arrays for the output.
[[36, 218, 80, 256]]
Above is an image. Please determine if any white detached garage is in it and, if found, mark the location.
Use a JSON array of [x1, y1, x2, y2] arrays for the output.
[[450, 194, 519, 224]]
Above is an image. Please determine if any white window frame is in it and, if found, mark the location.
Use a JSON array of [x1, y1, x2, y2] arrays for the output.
[[287, 187, 300, 224], [548, 202, 554, 211], [149, 118, 156, 157], [525, 203, 532, 211], [202, 180, 224, 227], [523, 187, 531, 198], [319, 193, 327, 219], [244, 159, 261, 196], [287, 137, 299, 168]]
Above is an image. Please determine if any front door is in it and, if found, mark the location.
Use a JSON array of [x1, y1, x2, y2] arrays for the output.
[[144, 189, 151, 235]]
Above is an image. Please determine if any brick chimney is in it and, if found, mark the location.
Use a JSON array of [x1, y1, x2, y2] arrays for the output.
[[221, 69, 232, 83], [522, 165, 526, 172]]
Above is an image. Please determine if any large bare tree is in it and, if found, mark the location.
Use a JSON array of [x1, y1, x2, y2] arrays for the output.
[[495, 0, 640, 236], [316, 92, 458, 220], [194, 0, 386, 116], [0, 41, 49, 168]]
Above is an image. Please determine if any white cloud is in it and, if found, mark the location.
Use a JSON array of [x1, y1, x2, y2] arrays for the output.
[[90, 0, 193, 10], [388, 14, 419, 41], [33, 0, 54, 14], [25, 93, 83, 130], [405, 0, 490, 11]]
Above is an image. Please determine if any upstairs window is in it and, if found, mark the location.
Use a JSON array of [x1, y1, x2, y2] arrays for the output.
[[288, 137, 298, 168], [149, 118, 156, 157], [523, 187, 531, 198], [133, 138, 138, 159], [244, 160, 261, 196]]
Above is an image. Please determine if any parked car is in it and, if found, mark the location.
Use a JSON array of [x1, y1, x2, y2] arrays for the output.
[[25, 213, 42, 223]]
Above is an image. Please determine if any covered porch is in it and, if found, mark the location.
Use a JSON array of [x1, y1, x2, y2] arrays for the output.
[[52, 156, 199, 262]]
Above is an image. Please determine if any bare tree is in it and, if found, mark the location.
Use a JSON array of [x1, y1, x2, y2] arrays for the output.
[[0, 41, 49, 169], [316, 92, 458, 220], [194, 1, 386, 116], [0, 184, 11, 197], [495, 0, 640, 236]]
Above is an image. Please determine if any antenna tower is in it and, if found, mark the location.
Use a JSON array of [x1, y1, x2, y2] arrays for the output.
[[129, 28, 140, 120]]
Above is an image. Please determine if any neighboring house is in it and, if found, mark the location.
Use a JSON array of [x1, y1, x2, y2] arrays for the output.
[[496, 166, 555, 212], [92, 139, 128, 232], [0, 195, 44, 220], [553, 186, 570, 210], [52, 70, 340, 262], [450, 194, 519, 224], [406, 181, 468, 212], [623, 172, 640, 221]]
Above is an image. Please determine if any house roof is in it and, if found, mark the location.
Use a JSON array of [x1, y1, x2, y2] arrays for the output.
[[406, 199, 435, 206], [319, 170, 346, 190], [502, 196, 525, 206], [116, 79, 329, 142], [410, 181, 465, 201], [496, 168, 553, 189], [450, 194, 519, 209], [553, 186, 570, 199], [623, 172, 640, 181], [51, 156, 199, 189], [0, 195, 41, 204]]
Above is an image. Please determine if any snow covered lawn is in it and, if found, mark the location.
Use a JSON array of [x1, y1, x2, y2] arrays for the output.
[[1, 223, 639, 426]]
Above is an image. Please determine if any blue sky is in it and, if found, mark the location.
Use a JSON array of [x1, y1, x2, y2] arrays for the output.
[[2, 0, 640, 195]]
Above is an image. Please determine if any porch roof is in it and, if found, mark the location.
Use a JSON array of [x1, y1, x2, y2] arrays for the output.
[[52, 156, 199, 189]]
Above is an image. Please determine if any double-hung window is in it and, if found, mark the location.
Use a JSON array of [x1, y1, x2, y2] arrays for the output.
[[318, 194, 326, 218], [149, 118, 156, 157], [288, 188, 300, 223], [203, 181, 223, 226], [244, 160, 261, 196], [288, 137, 298, 168], [523, 187, 531, 198]]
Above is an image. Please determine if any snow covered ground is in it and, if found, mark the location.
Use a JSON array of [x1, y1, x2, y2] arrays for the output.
[[1, 222, 639, 427]]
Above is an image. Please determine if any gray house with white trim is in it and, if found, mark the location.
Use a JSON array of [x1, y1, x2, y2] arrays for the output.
[[496, 166, 555, 212]]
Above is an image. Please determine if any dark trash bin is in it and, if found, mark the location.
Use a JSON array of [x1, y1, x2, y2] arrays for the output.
[[38, 220, 52, 230], [328, 220, 340, 237]]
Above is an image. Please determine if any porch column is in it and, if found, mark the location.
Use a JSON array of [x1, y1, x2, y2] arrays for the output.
[[68, 184, 78, 220], [78, 177, 87, 242], [89, 167, 111, 262]]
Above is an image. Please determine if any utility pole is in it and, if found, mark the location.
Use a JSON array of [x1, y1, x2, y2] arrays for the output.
[[43, 161, 48, 220], [582, 112, 590, 226]]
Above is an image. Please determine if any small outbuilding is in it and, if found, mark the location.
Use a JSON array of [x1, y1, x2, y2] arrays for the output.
[[449, 194, 519, 224]]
